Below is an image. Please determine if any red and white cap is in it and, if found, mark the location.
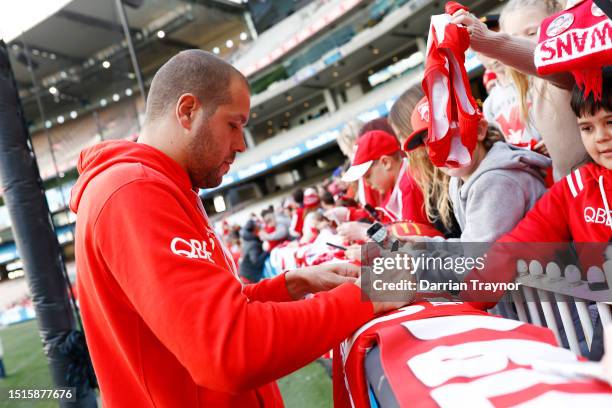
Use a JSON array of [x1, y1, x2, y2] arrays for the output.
[[303, 187, 320, 208], [482, 69, 498, 90], [342, 130, 400, 182], [403, 97, 429, 152]]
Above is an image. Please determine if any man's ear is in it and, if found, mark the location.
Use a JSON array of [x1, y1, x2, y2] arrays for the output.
[[476, 118, 489, 142], [176, 93, 200, 131], [380, 155, 393, 170]]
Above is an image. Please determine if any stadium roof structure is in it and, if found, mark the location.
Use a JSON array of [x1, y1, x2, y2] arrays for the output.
[[204, 0, 498, 194], [9, 0, 246, 129]]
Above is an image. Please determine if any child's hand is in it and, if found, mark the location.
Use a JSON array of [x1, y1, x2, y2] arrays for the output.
[[345, 244, 361, 261], [317, 220, 331, 230], [324, 207, 349, 224], [337, 221, 369, 242]]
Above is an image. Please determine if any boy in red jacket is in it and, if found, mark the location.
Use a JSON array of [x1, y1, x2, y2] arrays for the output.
[[500, 68, 612, 244], [71, 50, 407, 408]]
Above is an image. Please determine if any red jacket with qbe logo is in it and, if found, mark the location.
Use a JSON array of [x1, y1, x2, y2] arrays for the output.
[[500, 162, 612, 244], [70, 141, 374, 407]]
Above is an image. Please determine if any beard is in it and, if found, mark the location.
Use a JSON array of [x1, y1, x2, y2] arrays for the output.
[[186, 119, 227, 189]]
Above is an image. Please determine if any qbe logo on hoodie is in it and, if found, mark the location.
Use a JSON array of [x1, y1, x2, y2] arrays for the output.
[[171, 237, 214, 262], [584, 206, 612, 226]]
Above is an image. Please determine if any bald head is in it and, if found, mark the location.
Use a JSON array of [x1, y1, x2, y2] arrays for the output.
[[145, 49, 248, 124]]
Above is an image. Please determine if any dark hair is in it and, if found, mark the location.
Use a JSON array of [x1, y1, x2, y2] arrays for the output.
[[337, 197, 358, 207], [293, 188, 304, 205], [483, 126, 505, 151], [244, 219, 257, 233], [261, 205, 274, 218], [321, 191, 335, 206], [358, 118, 396, 138], [570, 67, 612, 118], [145, 49, 248, 123]]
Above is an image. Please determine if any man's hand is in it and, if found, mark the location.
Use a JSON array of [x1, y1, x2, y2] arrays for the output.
[[337, 221, 369, 242], [354, 248, 417, 314], [353, 275, 415, 315], [285, 263, 360, 299], [345, 243, 383, 266]]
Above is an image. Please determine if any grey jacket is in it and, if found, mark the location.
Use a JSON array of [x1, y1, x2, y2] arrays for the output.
[[411, 142, 551, 285], [448, 141, 551, 243]]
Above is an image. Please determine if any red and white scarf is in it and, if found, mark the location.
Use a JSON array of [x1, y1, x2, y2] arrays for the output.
[[535, 0, 611, 100]]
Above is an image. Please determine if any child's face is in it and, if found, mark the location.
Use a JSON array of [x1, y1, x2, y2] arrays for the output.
[[501, 7, 548, 40], [263, 213, 276, 227], [438, 144, 485, 180], [578, 109, 612, 169], [436, 119, 489, 181], [477, 53, 505, 77]]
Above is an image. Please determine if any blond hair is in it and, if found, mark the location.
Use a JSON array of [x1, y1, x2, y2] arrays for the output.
[[336, 120, 363, 158], [500, 0, 563, 123], [388, 85, 454, 231]]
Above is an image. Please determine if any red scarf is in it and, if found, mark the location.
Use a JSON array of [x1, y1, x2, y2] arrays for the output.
[[535, 0, 611, 100]]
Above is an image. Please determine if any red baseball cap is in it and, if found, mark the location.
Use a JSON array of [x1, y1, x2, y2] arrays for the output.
[[342, 130, 400, 182], [482, 69, 497, 89], [403, 97, 429, 152]]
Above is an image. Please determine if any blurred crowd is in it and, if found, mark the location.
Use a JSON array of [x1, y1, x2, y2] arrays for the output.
[[213, 0, 611, 369]]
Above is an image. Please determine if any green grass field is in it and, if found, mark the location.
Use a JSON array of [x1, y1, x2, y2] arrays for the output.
[[0, 320, 56, 408], [0, 319, 332, 407]]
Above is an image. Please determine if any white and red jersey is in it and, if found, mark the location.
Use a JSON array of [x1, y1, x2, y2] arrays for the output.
[[358, 178, 386, 208], [262, 225, 284, 251], [422, 2, 481, 169], [381, 160, 435, 228], [290, 207, 305, 237], [483, 81, 541, 146], [334, 301, 612, 408]]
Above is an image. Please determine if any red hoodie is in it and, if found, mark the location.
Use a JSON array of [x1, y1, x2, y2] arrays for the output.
[[70, 141, 374, 407], [501, 163, 612, 243], [487, 163, 612, 284]]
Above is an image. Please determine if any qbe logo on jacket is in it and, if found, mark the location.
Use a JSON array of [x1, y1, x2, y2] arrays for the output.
[[171, 237, 214, 261], [584, 206, 612, 226]]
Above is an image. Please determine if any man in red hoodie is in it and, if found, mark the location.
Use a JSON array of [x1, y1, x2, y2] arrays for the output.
[[70, 50, 406, 407]]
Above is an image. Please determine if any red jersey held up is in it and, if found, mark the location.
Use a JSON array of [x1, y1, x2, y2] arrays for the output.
[[70, 141, 374, 407]]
